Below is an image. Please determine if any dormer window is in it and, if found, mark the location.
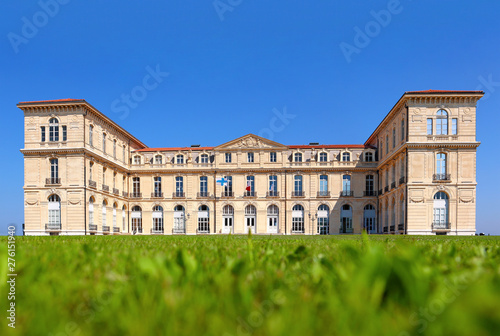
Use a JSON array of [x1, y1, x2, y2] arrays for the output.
[[176, 154, 184, 164], [154, 155, 162, 164], [200, 154, 209, 164], [133, 156, 141, 165], [364, 152, 373, 162], [319, 152, 328, 162], [294, 153, 302, 162], [342, 152, 351, 162]]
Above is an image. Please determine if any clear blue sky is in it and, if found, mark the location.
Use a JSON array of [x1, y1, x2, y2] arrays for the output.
[[1, 1, 499, 235]]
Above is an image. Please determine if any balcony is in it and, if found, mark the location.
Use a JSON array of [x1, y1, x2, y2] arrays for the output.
[[102, 225, 110, 233], [221, 191, 234, 198], [399, 176, 406, 185], [45, 223, 61, 231], [432, 221, 451, 231], [317, 191, 330, 198], [173, 191, 185, 198], [173, 228, 186, 234], [197, 229, 210, 234], [390, 225, 395, 232], [122, 191, 129, 198], [151, 192, 164, 198], [292, 191, 305, 197], [130, 192, 142, 198], [244, 191, 257, 198], [339, 227, 353, 234], [102, 184, 109, 192], [364, 190, 377, 196], [398, 223, 404, 231], [197, 192, 210, 198], [433, 174, 451, 182], [88, 180, 97, 188], [113, 188, 119, 195], [151, 228, 164, 234], [267, 191, 279, 198], [46, 178, 61, 185], [383, 226, 388, 233], [113, 227, 120, 233], [340, 190, 353, 197], [391, 182, 396, 190], [88, 224, 97, 232]]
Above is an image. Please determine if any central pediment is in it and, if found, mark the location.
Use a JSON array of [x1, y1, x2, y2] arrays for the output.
[[214, 134, 289, 151]]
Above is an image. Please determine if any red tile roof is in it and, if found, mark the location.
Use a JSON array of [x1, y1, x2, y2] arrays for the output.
[[135, 144, 371, 152], [289, 145, 369, 149], [18, 99, 84, 104], [405, 90, 484, 94]]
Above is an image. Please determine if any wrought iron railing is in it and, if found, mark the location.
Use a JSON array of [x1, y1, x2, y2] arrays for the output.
[[88, 180, 97, 188], [130, 192, 142, 198], [46, 178, 61, 185], [340, 190, 353, 197], [102, 225, 110, 232], [88, 224, 97, 231], [317, 191, 330, 197], [113, 188, 119, 195], [433, 174, 451, 181], [45, 223, 61, 231], [244, 191, 256, 197], [266, 191, 279, 197], [399, 176, 406, 185], [364, 190, 377, 196], [432, 221, 451, 230], [197, 192, 210, 198], [151, 192, 164, 198], [292, 191, 305, 197], [102, 184, 109, 192], [221, 191, 234, 198], [173, 192, 185, 198]]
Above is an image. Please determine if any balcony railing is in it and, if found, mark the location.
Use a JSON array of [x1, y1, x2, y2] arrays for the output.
[[391, 182, 396, 190], [339, 227, 354, 234], [390, 225, 395, 232], [113, 188, 119, 195], [244, 191, 256, 197], [292, 191, 305, 197], [266, 191, 279, 197], [88, 180, 97, 188], [364, 190, 377, 196], [384, 186, 389, 193], [122, 191, 128, 198], [433, 174, 451, 182], [88, 224, 97, 231], [383, 226, 388, 233], [102, 225, 110, 232], [151, 228, 164, 234], [131, 227, 143, 234], [130, 192, 142, 198], [173, 227, 186, 234], [378, 189, 383, 195], [221, 191, 234, 198], [197, 192, 210, 198], [113, 227, 120, 233], [399, 176, 406, 185], [340, 190, 353, 197], [398, 223, 404, 231], [102, 184, 109, 192], [317, 191, 330, 197], [173, 191, 185, 198], [432, 221, 451, 230], [45, 223, 61, 231], [46, 178, 61, 185], [151, 192, 164, 198]]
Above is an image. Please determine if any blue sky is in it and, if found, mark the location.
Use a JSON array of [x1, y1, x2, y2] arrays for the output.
[[1, 0, 499, 235]]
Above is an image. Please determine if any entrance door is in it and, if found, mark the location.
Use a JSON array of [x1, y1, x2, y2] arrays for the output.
[[246, 216, 256, 234], [268, 216, 278, 233], [223, 216, 233, 234]]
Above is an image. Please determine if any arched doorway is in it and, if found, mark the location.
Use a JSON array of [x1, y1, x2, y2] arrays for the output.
[[363, 204, 376, 234], [267, 205, 279, 234], [433, 192, 449, 230], [173, 205, 186, 233], [245, 205, 256, 234], [317, 204, 329, 235], [341, 204, 353, 233], [198, 205, 210, 233], [292, 204, 304, 233], [131, 206, 142, 233], [222, 205, 234, 234]]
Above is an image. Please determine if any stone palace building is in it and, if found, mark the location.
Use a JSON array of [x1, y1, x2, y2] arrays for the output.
[[20, 90, 483, 235]]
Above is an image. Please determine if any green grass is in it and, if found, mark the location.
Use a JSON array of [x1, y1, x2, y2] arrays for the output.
[[1, 235, 500, 336]]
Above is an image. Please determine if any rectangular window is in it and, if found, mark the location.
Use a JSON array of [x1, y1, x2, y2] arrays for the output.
[[392, 128, 396, 148], [319, 175, 328, 195], [386, 136, 389, 154], [41, 127, 45, 142], [176, 176, 184, 193], [50, 159, 58, 179], [200, 176, 208, 194], [89, 125, 93, 146], [132, 177, 140, 195], [113, 140, 117, 159], [133, 156, 140, 165], [113, 172, 116, 189], [365, 175, 374, 194], [102, 133, 106, 153], [270, 152, 277, 163], [102, 168, 106, 185], [246, 176, 255, 192], [452, 118, 457, 135], [62, 126, 67, 141], [294, 175, 303, 193], [247, 152, 254, 163], [269, 175, 277, 193], [123, 146, 126, 162], [401, 119, 405, 141], [154, 177, 162, 194], [427, 119, 433, 135], [342, 175, 351, 192], [224, 176, 233, 193], [225, 153, 232, 163]]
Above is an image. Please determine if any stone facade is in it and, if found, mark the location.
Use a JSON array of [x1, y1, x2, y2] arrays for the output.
[[19, 90, 483, 236]]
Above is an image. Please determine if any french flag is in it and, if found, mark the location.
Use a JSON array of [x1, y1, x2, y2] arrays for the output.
[[246, 180, 251, 191]]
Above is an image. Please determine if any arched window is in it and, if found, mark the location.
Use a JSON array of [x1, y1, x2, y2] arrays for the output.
[[200, 154, 209, 164], [175, 176, 184, 197], [267, 205, 279, 233], [131, 206, 142, 233], [294, 175, 303, 196], [363, 204, 376, 233], [49, 118, 59, 142], [364, 152, 373, 162], [173, 205, 186, 233], [198, 205, 210, 233], [319, 175, 328, 196], [317, 204, 329, 235], [436, 109, 448, 135], [47, 194, 61, 230], [319, 152, 328, 162], [222, 205, 234, 234], [340, 204, 353, 233], [245, 205, 257, 233], [435, 153, 447, 180], [294, 153, 302, 162], [176, 154, 184, 164], [292, 204, 304, 233], [433, 192, 449, 230], [342, 152, 350, 162], [152, 205, 164, 233], [102, 200, 107, 228]]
